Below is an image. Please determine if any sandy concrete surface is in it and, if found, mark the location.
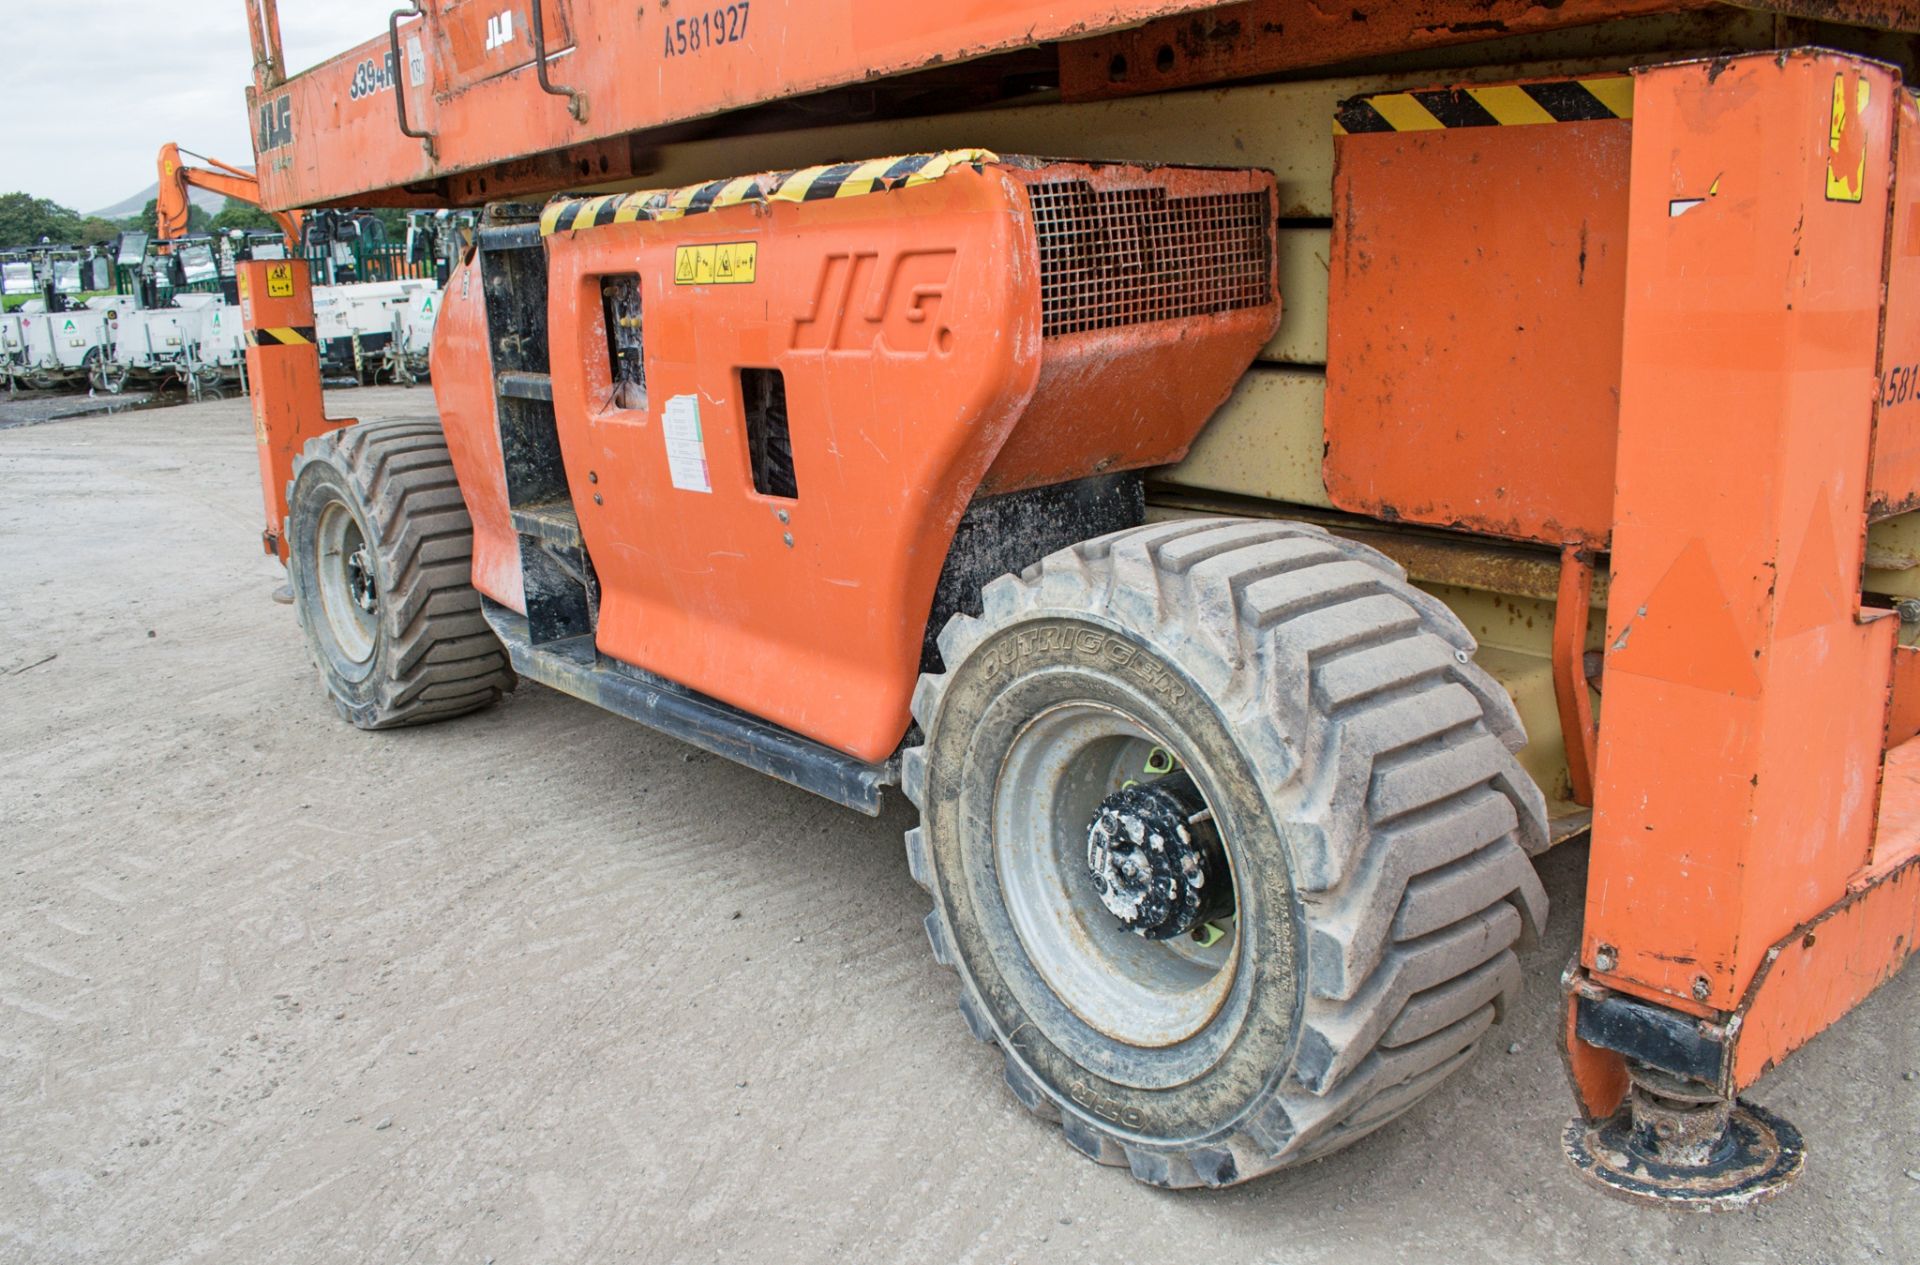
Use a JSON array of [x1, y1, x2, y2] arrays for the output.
[[2, 391, 1917, 1265]]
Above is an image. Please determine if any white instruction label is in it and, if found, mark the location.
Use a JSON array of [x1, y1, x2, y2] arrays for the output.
[[406, 34, 427, 87], [661, 394, 712, 494]]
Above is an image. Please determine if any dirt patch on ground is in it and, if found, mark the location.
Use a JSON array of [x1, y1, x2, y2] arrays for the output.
[[1, 393, 1916, 1263]]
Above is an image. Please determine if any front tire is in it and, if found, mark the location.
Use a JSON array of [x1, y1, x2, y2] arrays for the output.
[[287, 419, 513, 729], [905, 518, 1549, 1187]]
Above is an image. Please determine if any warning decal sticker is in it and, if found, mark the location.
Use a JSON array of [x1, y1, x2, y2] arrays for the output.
[[267, 264, 295, 298], [662, 394, 713, 493], [674, 242, 757, 286], [1827, 71, 1870, 204]]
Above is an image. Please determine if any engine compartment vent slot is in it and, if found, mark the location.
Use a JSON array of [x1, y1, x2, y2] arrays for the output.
[[1028, 182, 1273, 338], [741, 367, 798, 500]]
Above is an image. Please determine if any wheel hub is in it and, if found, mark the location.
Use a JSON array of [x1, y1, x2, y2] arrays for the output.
[[1085, 771, 1226, 940], [346, 546, 378, 614]]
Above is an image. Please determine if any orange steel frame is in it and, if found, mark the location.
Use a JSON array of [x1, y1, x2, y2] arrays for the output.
[[233, 0, 1920, 1132], [1568, 51, 1920, 1114], [238, 0, 1920, 211], [234, 259, 351, 560], [155, 142, 303, 245]]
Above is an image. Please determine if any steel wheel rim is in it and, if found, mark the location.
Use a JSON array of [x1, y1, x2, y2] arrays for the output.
[[315, 499, 378, 665], [993, 701, 1239, 1049]]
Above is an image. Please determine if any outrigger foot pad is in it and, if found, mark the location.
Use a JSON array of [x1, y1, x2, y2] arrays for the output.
[[1563, 1068, 1804, 1210]]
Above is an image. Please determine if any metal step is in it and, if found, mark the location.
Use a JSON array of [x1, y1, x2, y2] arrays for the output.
[[498, 370, 552, 402], [481, 601, 896, 815], [510, 500, 582, 550]]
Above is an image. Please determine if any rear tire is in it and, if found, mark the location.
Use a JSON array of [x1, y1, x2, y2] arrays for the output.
[[905, 518, 1549, 1187], [287, 419, 513, 729]]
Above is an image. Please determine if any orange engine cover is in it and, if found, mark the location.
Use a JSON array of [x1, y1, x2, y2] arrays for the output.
[[443, 153, 1279, 762]]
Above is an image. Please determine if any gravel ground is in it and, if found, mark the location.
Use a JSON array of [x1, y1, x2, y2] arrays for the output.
[[2, 391, 1917, 1264]]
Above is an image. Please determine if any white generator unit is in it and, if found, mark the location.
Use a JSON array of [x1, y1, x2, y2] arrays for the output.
[[99, 306, 197, 389], [0, 312, 24, 374], [401, 284, 441, 350], [311, 278, 439, 384], [9, 307, 110, 390], [94, 293, 233, 396], [188, 296, 247, 374]]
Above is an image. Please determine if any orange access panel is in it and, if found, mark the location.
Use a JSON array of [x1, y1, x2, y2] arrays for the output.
[[1324, 76, 1635, 548], [535, 160, 1278, 761], [544, 172, 1035, 764]]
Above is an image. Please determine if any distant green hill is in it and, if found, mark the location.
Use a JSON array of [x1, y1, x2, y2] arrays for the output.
[[89, 182, 228, 222]]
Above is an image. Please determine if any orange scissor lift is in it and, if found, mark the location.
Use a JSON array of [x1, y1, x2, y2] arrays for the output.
[[232, 0, 1920, 1205]]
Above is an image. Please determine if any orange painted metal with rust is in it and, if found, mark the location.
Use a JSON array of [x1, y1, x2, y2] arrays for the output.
[[1325, 92, 1632, 547], [1572, 51, 1917, 1104], [1552, 549, 1600, 806], [1059, 0, 1715, 101], [1319, 49, 1920, 1111], [431, 265, 525, 612], [511, 161, 1273, 761], [1869, 88, 1920, 517], [239, 0, 1920, 213], [234, 0, 1920, 1137], [241, 0, 1248, 210], [236, 259, 351, 559]]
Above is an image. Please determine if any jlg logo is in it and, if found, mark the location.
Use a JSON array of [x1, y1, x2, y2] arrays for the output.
[[790, 250, 957, 355], [485, 10, 515, 51], [256, 95, 293, 151]]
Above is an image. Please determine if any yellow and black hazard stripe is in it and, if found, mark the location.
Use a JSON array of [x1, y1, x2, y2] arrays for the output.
[[245, 325, 315, 347], [539, 149, 1001, 236], [1334, 77, 1632, 134]]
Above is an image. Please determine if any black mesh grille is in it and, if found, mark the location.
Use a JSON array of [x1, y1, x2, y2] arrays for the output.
[[1029, 181, 1273, 338]]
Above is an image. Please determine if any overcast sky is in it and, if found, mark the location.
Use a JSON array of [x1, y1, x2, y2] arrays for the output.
[[0, 2, 399, 214]]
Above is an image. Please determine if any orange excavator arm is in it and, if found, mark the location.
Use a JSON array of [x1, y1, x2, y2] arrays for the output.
[[156, 142, 304, 245]]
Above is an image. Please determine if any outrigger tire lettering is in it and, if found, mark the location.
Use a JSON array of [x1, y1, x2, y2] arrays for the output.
[[1069, 1080, 1145, 1128], [976, 627, 1185, 705]]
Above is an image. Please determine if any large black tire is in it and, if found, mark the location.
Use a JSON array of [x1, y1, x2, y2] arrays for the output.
[[287, 419, 513, 729], [904, 518, 1550, 1188]]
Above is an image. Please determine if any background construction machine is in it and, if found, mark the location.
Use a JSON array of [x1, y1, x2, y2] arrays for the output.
[[155, 142, 303, 247], [230, 0, 1920, 1206]]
